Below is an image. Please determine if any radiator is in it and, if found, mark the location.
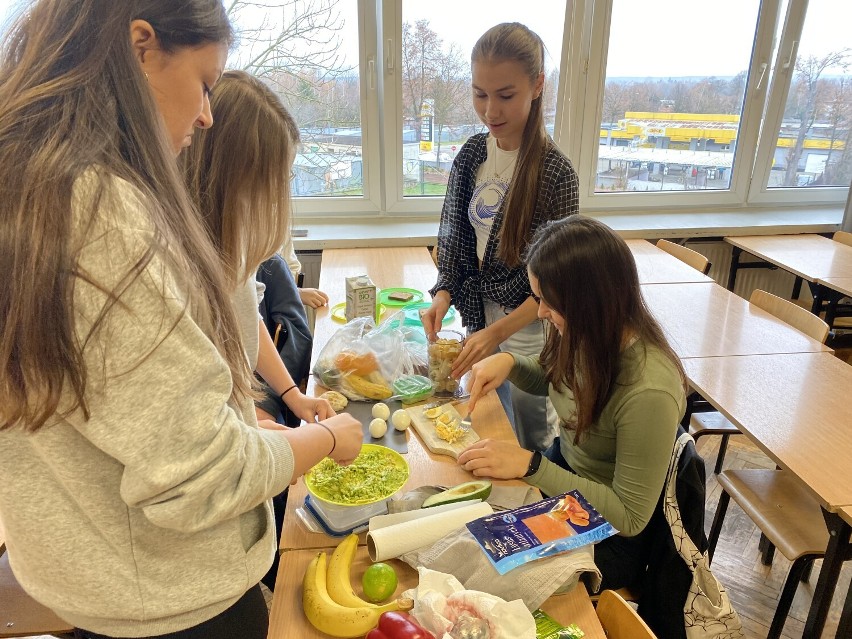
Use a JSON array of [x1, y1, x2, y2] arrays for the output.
[[296, 250, 322, 290], [677, 240, 812, 304]]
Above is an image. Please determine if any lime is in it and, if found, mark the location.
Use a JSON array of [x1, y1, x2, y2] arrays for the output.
[[361, 562, 398, 603]]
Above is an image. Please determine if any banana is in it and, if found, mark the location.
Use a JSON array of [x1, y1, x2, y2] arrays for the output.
[[302, 552, 413, 638], [302, 551, 380, 637], [327, 533, 378, 608]]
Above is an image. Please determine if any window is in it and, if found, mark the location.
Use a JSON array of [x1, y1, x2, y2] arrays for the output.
[[752, 0, 852, 198], [3, 1, 844, 222], [593, 0, 760, 194]]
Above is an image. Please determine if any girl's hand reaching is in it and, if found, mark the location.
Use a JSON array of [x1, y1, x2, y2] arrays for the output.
[[299, 287, 329, 309], [421, 290, 450, 341], [464, 352, 515, 412], [457, 438, 532, 480], [285, 391, 336, 423], [321, 413, 364, 465]]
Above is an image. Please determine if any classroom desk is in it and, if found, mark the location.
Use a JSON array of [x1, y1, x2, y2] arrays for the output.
[[267, 549, 606, 639], [641, 282, 833, 359], [724, 234, 852, 307], [626, 239, 715, 285], [682, 352, 852, 638]]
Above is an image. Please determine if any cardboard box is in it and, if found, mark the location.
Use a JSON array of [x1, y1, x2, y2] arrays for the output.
[[345, 274, 377, 322]]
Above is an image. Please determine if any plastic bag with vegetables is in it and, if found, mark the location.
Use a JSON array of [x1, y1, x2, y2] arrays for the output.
[[313, 313, 429, 401]]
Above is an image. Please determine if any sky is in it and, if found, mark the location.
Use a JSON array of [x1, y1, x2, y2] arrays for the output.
[[0, 0, 849, 79]]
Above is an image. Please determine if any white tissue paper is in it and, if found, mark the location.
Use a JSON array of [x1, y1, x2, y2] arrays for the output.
[[402, 567, 536, 639]]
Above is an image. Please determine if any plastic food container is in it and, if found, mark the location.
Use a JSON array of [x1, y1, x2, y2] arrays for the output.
[[428, 329, 464, 396], [393, 374, 434, 404]]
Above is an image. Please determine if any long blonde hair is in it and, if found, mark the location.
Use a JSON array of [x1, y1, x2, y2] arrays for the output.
[[183, 70, 299, 288], [0, 0, 255, 432], [472, 22, 549, 268]]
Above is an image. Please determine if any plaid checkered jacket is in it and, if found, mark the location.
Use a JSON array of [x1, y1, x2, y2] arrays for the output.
[[430, 133, 579, 331]]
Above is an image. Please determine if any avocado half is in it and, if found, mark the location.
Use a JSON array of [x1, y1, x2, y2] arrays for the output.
[[421, 480, 492, 508]]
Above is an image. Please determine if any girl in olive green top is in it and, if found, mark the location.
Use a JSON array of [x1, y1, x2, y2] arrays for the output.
[[458, 215, 687, 591]]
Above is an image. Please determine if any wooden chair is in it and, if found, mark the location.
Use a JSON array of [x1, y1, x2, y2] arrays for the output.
[[833, 230, 852, 247], [655, 239, 711, 275], [689, 289, 829, 473], [708, 470, 829, 639], [0, 552, 76, 638], [595, 589, 657, 639]]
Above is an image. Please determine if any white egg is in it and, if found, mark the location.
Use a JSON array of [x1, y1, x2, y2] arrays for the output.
[[369, 418, 388, 438], [371, 402, 390, 420], [391, 409, 411, 431]]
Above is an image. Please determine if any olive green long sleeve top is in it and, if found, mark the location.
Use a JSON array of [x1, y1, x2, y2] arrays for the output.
[[508, 340, 685, 537]]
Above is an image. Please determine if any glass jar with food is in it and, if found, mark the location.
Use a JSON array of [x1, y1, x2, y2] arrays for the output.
[[428, 329, 464, 396]]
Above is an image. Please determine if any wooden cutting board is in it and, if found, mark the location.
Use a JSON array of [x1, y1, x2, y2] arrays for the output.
[[406, 404, 479, 459]]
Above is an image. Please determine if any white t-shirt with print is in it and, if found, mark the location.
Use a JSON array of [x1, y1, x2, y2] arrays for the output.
[[468, 135, 519, 261]]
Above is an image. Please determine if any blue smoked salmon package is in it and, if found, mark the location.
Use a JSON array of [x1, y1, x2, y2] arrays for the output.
[[465, 490, 617, 575]]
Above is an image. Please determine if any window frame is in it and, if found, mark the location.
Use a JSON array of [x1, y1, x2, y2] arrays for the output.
[[276, 0, 849, 225]]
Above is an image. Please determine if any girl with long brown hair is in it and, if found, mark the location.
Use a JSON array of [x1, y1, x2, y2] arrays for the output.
[[0, 2, 359, 637], [458, 215, 687, 591], [421, 22, 579, 452]]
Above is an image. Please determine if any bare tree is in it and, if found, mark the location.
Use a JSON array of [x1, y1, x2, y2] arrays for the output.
[[401, 20, 443, 139], [226, 0, 355, 129], [429, 43, 469, 164], [782, 49, 850, 186]]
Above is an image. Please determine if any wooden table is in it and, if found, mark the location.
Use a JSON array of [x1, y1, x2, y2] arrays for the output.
[[267, 548, 606, 639], [682, 352, 852, 637], [641, 282, 833, 359], [724, 235, 852, 314], [626, 239, 715, 285]]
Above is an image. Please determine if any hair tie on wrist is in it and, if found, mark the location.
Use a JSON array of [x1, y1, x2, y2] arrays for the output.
[[279, 384, 298, 401], [315, 421, 336, 457]]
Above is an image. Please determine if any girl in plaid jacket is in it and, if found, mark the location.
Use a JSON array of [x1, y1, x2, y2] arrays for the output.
[[423, 22, 580, 451]]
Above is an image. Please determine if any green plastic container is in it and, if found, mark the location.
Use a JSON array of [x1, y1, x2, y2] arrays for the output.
[[393, 374, 434, 404]]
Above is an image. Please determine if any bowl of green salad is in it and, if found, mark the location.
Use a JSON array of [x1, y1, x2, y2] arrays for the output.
[[304, 444, 410, 506]]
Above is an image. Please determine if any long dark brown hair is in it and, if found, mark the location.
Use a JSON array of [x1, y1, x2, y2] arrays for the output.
[[472, 22, 549, 268], [527, 216, 687, 443], [0, 0, 251, 432], [183, 70, 299, 289]]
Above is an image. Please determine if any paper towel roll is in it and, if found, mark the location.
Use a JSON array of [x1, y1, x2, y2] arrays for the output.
[[367, 501, 493, 562], [369, 500, 481, 531]]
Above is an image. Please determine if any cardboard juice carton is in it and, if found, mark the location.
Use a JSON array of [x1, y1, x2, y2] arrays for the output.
[[345, 275, 377, 322]]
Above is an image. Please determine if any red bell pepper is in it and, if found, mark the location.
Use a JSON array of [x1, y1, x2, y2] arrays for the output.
[[366, 611, 436, 639]]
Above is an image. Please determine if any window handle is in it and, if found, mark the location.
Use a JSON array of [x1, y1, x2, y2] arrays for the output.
[[386, 39, 394, 73], [755, 62, 768, 90], [782, 40, 798, 70]]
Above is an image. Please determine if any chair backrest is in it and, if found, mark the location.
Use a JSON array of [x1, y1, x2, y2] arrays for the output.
[[749, 289, 830, 343], [596, 589, 657, 639], [833, 230, 852, 247], [656, 239, 711, 275]]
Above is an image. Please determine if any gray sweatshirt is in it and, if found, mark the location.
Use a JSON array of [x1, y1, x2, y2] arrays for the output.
[[0, 172, 295, 636]]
